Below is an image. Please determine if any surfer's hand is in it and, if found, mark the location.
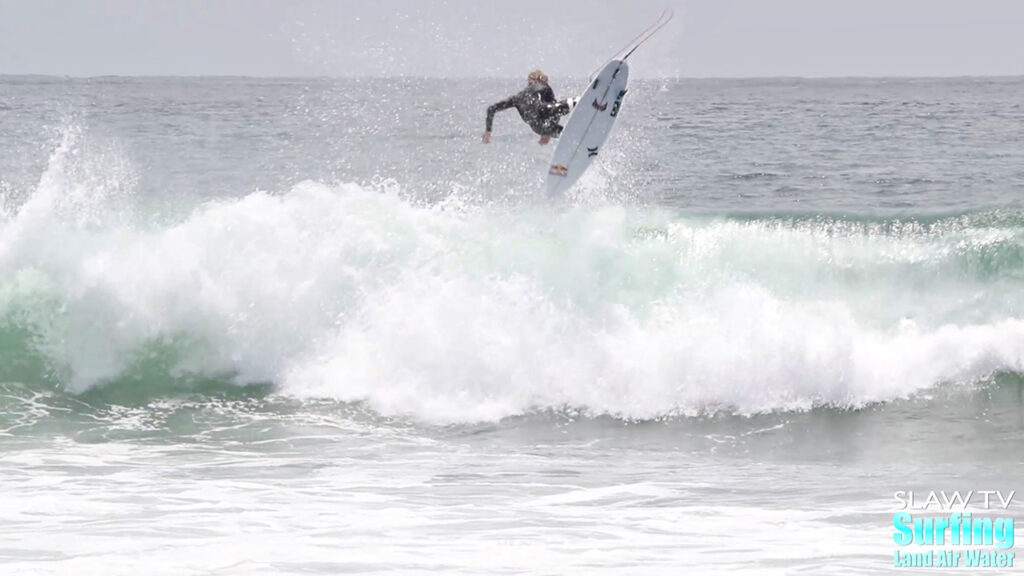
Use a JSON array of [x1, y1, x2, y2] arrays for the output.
[[538, 135, 551, 146], [482, 131, 491, 144]]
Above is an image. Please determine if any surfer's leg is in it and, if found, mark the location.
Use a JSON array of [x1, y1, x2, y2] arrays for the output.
[[551, 98, 576, 117], [534, 121, 562, 144], [536, 120, 563, 138]]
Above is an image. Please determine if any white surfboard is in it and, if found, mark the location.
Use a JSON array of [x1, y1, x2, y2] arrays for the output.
[[546, 59, 630, 196]]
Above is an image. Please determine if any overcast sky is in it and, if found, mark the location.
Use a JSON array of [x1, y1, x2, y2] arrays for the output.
[[1, 0, 1022, 78]]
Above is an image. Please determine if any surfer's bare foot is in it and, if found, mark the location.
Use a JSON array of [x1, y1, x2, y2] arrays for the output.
[[482, 131, 491, 144], [538, 135, 551, 145]]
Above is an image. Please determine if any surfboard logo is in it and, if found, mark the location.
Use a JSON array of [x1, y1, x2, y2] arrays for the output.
[[591, 98, 608, 111], [587, 147, 599, 158], [609, 89, 628, 117], [549, 164, 568, 177]]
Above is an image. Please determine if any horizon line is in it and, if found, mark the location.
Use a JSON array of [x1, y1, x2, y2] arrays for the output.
[[3, 73, 1024, 82]]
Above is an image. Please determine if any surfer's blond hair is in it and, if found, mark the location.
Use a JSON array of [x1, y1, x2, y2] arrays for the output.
[[528, 70, 548, 84]]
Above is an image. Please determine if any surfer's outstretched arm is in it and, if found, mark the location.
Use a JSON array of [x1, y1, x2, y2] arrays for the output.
[[483, 97, 516, 143], [485, 97, 516, 130]]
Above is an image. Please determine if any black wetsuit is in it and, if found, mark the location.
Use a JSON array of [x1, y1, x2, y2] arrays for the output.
[[485, 83, 572, 137]]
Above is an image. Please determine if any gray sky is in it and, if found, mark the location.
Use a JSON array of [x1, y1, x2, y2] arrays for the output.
[[1, 0, 1022, 78]]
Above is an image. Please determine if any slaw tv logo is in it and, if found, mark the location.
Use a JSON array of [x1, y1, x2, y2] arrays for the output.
[[892, 490, 1016, 569]]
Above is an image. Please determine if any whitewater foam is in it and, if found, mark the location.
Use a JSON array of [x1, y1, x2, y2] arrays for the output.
[[2, 131, 1024, 422]]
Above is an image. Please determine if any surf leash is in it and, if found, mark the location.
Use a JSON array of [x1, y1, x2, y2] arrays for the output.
[[588, 7, 675, 81]]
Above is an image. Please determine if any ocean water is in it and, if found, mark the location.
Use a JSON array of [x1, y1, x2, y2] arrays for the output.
[[1, 75, 1023, 574]]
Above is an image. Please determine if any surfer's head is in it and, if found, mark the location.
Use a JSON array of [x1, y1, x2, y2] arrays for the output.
[[527, 70, 548, 85]]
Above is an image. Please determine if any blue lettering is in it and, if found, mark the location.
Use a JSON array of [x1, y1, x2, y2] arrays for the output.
[[894, 512, 913, 545], [995, 518, 1015, 550]]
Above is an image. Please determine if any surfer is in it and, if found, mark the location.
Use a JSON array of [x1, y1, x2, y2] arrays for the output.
[[482, 70, 573, 145]]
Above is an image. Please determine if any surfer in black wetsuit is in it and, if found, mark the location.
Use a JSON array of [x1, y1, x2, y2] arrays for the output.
[[482, 70, 573, 145]]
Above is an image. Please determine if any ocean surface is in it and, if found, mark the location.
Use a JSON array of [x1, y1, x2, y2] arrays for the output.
[[1, 75, 1023, 574]]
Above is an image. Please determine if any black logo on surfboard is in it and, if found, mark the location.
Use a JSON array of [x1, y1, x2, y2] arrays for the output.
[[609, 89, 628, 117]]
